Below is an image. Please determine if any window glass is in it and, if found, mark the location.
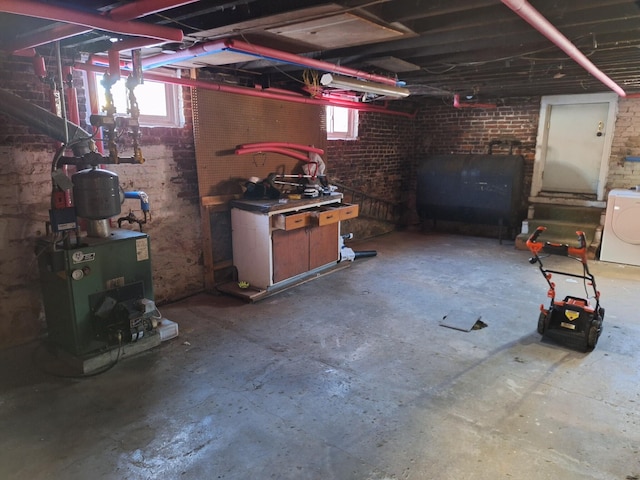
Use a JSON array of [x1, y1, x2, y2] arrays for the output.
[[326, 105, 359, 140], [95, 72, 182, 127]]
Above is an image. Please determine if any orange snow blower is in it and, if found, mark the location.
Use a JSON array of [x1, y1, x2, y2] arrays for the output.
[[526, 226, 604, 351]]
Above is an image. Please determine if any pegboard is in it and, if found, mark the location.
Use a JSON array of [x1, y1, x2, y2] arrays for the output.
[[193, 88, 327, 197]]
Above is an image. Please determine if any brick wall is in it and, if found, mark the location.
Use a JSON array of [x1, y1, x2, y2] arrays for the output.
[[415, 98, 540, 188], [327, 99, 540, 230], [607, 97, 640, 190], [326, 111, 417, 204], [0, 54, 203, 349]]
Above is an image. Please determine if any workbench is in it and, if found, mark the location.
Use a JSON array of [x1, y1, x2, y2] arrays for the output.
[[224, 194, 358, 300]]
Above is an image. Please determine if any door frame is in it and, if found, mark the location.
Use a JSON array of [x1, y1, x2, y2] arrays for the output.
[[531, 92, 618, 203]]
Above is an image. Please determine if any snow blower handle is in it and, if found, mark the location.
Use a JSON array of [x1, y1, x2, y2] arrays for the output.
[[526, 226, 587, 261]]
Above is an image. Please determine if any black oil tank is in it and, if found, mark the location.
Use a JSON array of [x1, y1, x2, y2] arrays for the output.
[[72, 168, 121, 220], [416, 154, 525, 226]]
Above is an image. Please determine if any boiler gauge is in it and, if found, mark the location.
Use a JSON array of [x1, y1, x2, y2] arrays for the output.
[[72, 251, 84, 263], [71, 269, 84, 281]]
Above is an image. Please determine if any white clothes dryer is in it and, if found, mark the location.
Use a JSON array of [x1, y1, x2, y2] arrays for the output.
[[600, 189, 640, 266]]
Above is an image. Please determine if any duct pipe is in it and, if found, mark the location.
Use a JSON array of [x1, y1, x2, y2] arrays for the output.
[[75, 62, 416, 118], [0, 88, 93, 156], [10, 0, 197, 54], [141, 38, 401, 87], [501, 0, 626, 97], [1, 0, 184, 44]]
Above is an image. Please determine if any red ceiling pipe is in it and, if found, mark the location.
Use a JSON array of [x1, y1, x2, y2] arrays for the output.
[[141, 38, 401, 87], [501, 0, 626, 97], [226, 39, 401, 87], [239, 143, 324, 155], [3, 0, 184, 49], [11, 0, 196, 54], [75, 62, 415, 117]]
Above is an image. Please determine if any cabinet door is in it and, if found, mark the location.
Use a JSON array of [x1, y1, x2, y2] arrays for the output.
[[309, 223, 339, 270], [272, 228, 310, 283]]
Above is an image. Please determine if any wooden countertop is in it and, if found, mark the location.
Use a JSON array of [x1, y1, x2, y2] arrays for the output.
[[230, 193, 343, 214]]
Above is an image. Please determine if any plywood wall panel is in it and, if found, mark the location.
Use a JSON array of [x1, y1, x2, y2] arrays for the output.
[[193, 88, 326, 196]]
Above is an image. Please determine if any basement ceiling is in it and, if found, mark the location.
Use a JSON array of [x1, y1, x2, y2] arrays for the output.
[[1, 0, 640, 101]]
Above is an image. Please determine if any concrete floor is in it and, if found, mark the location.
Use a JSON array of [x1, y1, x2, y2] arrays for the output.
[[1, 230, 639, 480]]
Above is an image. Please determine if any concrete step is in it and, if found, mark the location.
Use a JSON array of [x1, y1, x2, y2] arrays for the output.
[[532, 204, 603, 224]]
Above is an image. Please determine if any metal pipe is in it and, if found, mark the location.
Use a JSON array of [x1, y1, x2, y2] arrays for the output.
[[141, 38, 401, 87], [0, 88, 93, 156], [55, 42, 69, 144], [75, 62, 416, 118], [501, 0, 626, 97], [1, 0, 184, 44]]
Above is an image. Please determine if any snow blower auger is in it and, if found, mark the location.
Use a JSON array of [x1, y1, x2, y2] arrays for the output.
[[526, 226, 604, 351]]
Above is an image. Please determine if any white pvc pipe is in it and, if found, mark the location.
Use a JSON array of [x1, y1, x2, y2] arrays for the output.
[[501, 0, 626, 97]]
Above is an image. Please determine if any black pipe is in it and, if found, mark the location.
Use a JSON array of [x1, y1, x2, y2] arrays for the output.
[[354, 250, 377, 259], [0, 88, 93, 157]]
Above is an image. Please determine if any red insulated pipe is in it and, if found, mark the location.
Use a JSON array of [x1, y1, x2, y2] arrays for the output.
[[501, 0, 626, 97], [11, 0, 195, 53], [75, 62, 416, 118], [238, 143, 324, 155], [142, 38, 400, 87], [235, 147, 311, 163], [108, 50, 121, 81], [227, 39, 400, 87], [2, 0, 183, 44]]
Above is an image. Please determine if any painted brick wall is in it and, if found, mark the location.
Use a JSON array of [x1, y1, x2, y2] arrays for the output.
[[0, 54, 203, 349], [607, 97, 640, 190]]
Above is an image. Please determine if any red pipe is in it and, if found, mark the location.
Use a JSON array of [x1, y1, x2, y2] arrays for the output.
[[501, 0, 626, 97], [11, 0, 195, 53], [239, 143, 324, 155], [32, 54, 47, 78], [3, 0, 184, 49], [141, 38, 400, 87], [235, 147, 311, 163], [75, 62, 416, 118], [108, 50, 121, 81], [226, 39, 399, 87]]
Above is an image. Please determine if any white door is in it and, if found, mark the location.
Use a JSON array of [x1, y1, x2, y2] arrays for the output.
[[532, 93, 618, 202], [542, 102, 609, 194]]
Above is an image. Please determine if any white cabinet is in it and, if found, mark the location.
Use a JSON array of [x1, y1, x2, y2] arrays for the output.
[[230, 195, 358, 291]]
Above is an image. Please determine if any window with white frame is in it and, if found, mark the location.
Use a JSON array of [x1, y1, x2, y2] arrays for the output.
[[94, 70, 183, 128], [326, 105, 358, 140]]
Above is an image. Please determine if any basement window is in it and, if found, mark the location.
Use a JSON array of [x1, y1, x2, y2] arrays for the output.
[[94, 70, 183, 128], [326, 106, 358, 140]]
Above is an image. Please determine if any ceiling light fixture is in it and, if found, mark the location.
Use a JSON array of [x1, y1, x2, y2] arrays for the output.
[[320, 73, 410, 99]]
